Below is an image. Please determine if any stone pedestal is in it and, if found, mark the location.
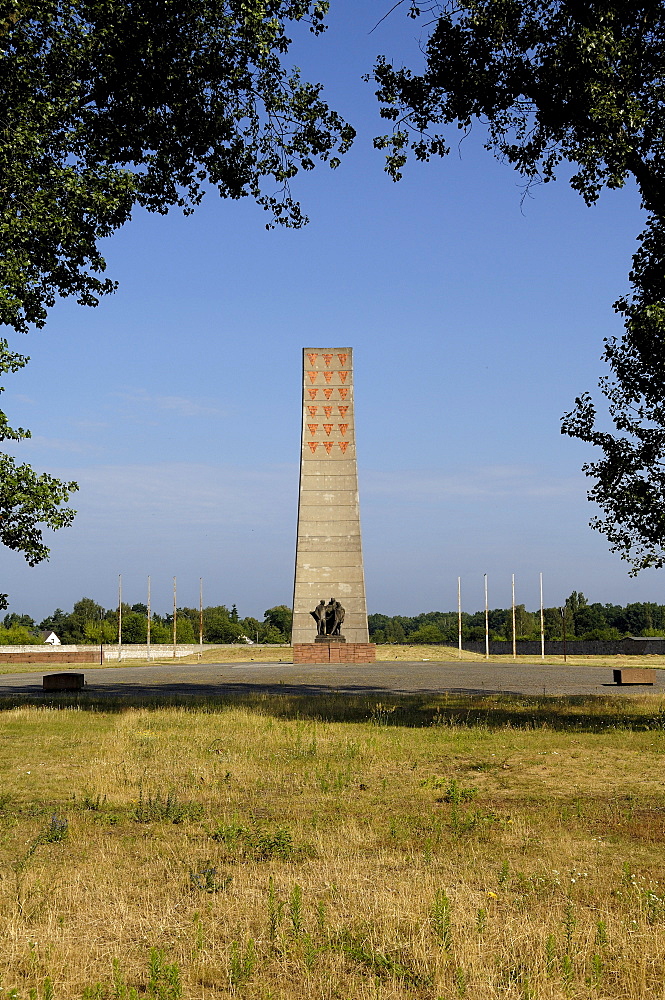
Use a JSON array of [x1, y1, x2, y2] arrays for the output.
[[293, 643, 376, 664]]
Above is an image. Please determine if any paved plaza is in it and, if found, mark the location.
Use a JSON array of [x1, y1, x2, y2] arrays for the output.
[[0, 659, 663, 698]]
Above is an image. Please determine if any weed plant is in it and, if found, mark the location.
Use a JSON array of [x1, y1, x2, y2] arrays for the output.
[[0, 693, 664, 997]]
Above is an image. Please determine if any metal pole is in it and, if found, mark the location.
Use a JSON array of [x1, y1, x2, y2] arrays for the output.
[[118, 574, 122, 663], [147, 575, 151, 662], [484, 574, 489, 660], [560, 606, 568, 663], [457, 576, 462, 659], [540, 572, 545, 660], [172, 576, 177, 659], [512, 573, 517, 660], [199, 577, 203, 648]]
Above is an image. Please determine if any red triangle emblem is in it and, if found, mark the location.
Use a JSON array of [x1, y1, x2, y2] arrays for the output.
[[337, 353, 348, 366], [308, 388, 319, 399], [339, 424, 348, 436], [307, 406, 318, 417], [323, 406, 332, 417], [323, 371, 333, 383], [339, 441, 349, 454], [306, 353, 318, 365], [307, 371, 317, 383], [338, 371, 348, 384], [308, 441, 318, 453], [323, 441, 334, 454], [338, 405, 348, 416], [338, 387, 348, 399], [323, 353, 333, 366], [323, 387, 333, 399], [308, 424, 318, 435], [323, 423, 333, 436]]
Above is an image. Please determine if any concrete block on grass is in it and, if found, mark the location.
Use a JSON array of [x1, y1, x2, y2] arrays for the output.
[[43, 672, 85, 692]]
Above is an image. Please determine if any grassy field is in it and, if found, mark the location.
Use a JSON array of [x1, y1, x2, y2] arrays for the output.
[[1, 690, 664, 999], [2, 644, 665, 675]]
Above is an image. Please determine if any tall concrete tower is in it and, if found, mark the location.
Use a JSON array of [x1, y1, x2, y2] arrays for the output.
[[292, 348, 369, 645]]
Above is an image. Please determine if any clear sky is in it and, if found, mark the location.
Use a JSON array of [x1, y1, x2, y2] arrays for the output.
[[3, 3, 661, 623]]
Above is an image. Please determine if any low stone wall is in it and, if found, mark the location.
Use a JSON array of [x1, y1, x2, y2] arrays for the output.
[[0, 643, 225, 662], [0, 644, 97, 655], [103, 644, 219, 661], [619, 638, 665, 655], [294, 643, 376, 664], [0, 651, 98, 664]]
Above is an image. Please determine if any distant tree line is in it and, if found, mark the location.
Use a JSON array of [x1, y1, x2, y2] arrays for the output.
[[0, 600, 293, 645], [369, 592, 665, 644], [4, 591, 664, 645]]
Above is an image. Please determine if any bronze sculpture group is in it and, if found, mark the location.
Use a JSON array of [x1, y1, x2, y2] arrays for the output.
[[310, 597, 345, 637]]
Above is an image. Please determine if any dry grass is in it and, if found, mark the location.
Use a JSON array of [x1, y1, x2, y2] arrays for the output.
[[164, 645, 665, 668], [0, 659, 106, 676], [152, 646, 292, 666], [375, 645, 665, 668], [3, 644, 665, 675], [0, 691, 664, 999]]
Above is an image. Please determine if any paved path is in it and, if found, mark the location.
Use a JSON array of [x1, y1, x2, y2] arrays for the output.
[[0, 660, 663, 698]]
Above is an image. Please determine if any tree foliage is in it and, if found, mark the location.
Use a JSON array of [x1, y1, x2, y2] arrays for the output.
[[29, 597, 294, 644], [0, 341, 77, 596], [2, 0, 354, 333], [264, 604, 293, 636], [372, 1, 665, 572], [368, 595, 665, 643]]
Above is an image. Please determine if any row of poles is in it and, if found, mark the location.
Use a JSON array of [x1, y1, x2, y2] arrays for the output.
[[115, 572, 566, 662], [457, 572, 561, 661], [117, 574, 204, 660]]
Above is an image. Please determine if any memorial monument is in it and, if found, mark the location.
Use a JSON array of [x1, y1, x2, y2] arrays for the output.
[[292, 348, 375, 663]]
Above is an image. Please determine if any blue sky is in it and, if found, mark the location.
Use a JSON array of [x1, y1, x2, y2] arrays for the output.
[[3, 3, 661, 622]]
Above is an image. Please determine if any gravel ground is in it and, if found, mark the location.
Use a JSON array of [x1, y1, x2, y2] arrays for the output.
[[0, 659, 663, 698]]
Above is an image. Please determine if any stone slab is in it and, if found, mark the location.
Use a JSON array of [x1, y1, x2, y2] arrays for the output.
[[295, 536, 363, 551], [43, 672, 85, 691], [299, 455, 356, 463], [298, 460, 357, 476], [613, 668, 656, 685], [299, 493, 360, 505], [312, 476, 360, 491], [299, 489, 359, 504], [298, 518, 360, 539], [296, 568, 366, 586], [298, 505, 360, 521], [298, 555, 366, 571]]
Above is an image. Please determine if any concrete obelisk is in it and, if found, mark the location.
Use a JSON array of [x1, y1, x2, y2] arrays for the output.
[[292, 348, 370, 648]]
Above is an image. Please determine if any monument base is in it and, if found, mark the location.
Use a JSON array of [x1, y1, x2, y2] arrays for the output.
[[293, 642, 376, 664], [315, 634, 345, 643]]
